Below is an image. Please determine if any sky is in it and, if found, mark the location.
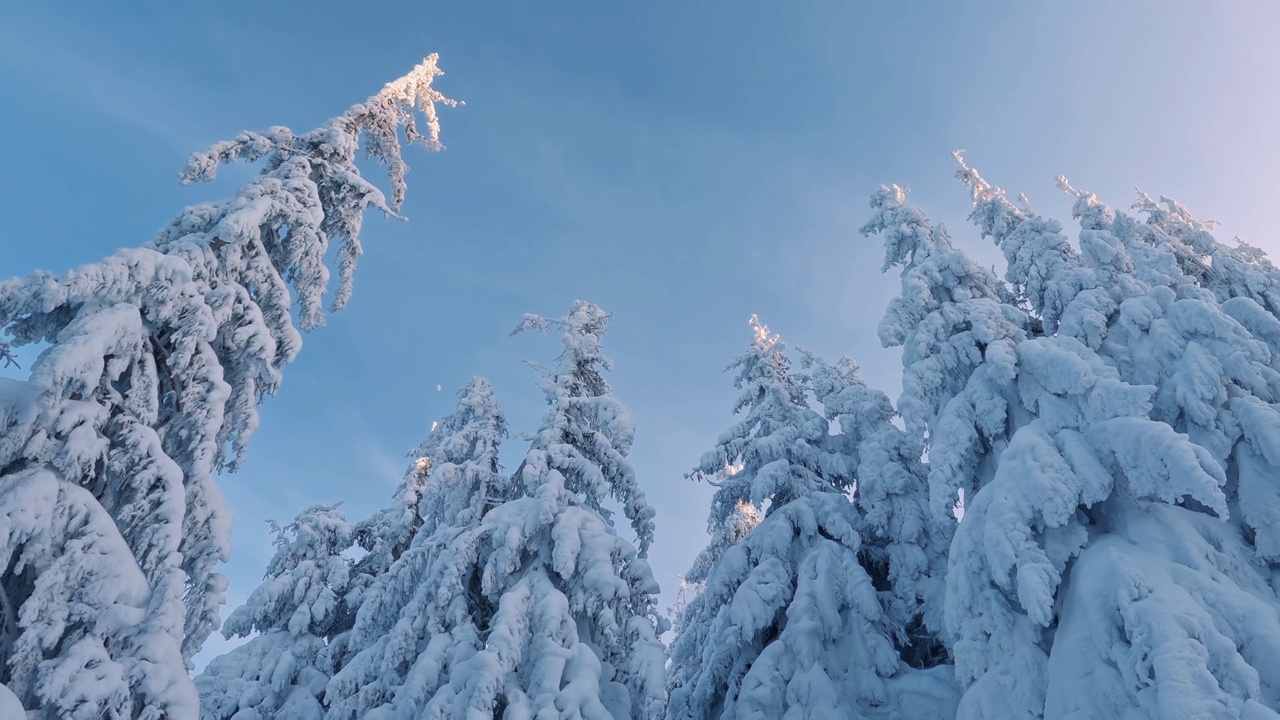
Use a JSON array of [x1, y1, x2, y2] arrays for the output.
[[3, 0, 1280, 668]]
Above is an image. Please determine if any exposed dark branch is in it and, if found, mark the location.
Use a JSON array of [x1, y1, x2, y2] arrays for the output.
[[0, 582, 16, 656], [149, 336, 182, 413]]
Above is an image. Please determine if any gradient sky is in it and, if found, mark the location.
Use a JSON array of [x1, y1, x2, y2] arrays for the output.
[[3, 1, 1279, 667]]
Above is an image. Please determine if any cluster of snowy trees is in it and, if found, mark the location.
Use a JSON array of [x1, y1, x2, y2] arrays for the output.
[[5, 54, 1280, 720], [199, 302, 670, 719]]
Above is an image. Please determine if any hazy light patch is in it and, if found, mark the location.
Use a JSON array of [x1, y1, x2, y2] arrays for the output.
[[0, 19, 209, 150]]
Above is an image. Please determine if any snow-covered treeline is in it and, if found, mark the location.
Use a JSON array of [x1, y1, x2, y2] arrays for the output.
[[250, 154, 1280, 719], [198, 302, 668, 720], [6, 51, 1280, 720]]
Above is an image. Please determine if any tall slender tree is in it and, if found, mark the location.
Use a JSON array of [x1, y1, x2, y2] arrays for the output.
[[667, 317, 958, 720], [324, 377, 509, 717], [0, 55, 455, 717], [860, 184, 1030, 540], [803, 352, 947, 670]]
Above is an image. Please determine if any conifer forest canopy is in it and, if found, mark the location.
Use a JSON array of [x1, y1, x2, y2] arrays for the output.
[[5, 50, 1280, 720]]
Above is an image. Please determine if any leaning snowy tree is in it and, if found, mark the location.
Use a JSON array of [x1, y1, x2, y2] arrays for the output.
[[858, 156, 1280, 719], [666, 316, 958, 720], [0, 55, 456, 717]]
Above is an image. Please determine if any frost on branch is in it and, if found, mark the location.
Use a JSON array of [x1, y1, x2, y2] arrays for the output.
[[0, 56, 453, 716]]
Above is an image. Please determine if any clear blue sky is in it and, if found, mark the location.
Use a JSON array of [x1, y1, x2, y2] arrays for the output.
[[3, 1, 1279, 666]]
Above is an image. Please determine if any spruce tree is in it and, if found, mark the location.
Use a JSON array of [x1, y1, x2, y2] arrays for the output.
[[802, 352, 948, 671], [667, 317, 958, 719], [329, 303, 666, 719], [195, 504, 360, 720], [869, 156, 1280, 719], [324, 377, 508, 717]]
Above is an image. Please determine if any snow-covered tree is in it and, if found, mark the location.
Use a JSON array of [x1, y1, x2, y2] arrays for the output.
[[406, 377, 511, 539], [323, 376, 508, 716], [348, 448, 429, 590], [0, 382, 173, 719], [863, 156, 1280, 719], [685, 316, 841, 521], [860, 184, 1030, 541], [0, 55, 455, 716], [678, 499, 759, 606], [1047, 175, 1280, 719], [667, 316, 958, 720], [329, 303, 666, 719], [803, 352, 948, 670], [195, 504, 360, 720]]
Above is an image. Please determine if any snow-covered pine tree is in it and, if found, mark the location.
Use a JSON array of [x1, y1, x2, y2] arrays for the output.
[[322, 429, 435, 681], [346, 442, 429, 598], [0, 55, 455, 716], [875, 156, 1280, 719], [802, 352, 948, 672], [1048, 174, 1280, 719], [323, 376, 509, 717], [667, 316, 957, 720], [677, 500, 759, 613], [859, 184, 1031, 547], [329, 304, 666, 720], [865, 172, 1211, 718], [665, 496, 760, 662], [195, 503, 360, 720], [939, 159, 1144, 717], [440, 302, 665, 719], [666, 315, 850, 718]]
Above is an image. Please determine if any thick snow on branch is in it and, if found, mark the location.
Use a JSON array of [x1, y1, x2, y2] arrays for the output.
[[872, 156, 1280, 719]]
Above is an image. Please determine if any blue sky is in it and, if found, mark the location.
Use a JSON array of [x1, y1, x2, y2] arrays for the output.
[[3, 1, 1279, 666]]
